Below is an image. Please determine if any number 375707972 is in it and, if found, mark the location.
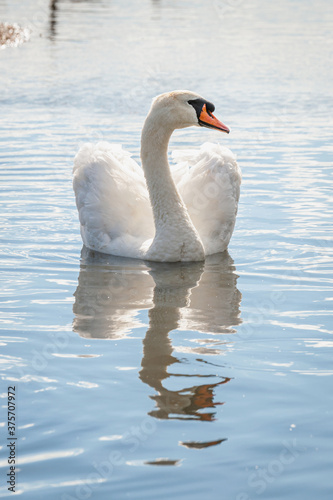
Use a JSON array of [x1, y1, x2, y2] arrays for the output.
[[8, 386, 16, 436]]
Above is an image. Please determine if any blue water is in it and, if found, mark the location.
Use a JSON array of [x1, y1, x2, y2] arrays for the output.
[[0, 1, 332, 499]]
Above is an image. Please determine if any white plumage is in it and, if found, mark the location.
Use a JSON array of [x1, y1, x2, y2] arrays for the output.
[[73, 142, 154, 259], [73, 91, 241, 262], [172, 143, 241, 255]]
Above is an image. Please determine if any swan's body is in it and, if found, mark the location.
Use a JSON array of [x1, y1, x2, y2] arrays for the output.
[[73, 91, 241, 262]]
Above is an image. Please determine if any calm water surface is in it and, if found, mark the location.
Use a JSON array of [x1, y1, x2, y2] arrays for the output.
[[0, 1, 332, 499]]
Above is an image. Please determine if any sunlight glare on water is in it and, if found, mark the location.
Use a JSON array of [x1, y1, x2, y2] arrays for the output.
[[0, 0, 332, 499]]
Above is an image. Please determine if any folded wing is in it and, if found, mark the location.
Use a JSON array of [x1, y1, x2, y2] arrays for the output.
[[172, 142, 241, 255], [73, 142, 154, 257]]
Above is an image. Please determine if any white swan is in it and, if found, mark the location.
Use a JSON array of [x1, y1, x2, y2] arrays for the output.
[[73, 90, 241, 262]]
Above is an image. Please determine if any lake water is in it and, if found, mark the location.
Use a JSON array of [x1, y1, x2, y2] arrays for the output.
[[1, 0, 332, 499]]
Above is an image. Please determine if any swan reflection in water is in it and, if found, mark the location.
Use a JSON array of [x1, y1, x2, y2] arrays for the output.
[[73, 248, 241, 429]]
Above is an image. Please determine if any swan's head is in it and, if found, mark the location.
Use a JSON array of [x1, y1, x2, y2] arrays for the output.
[[149, 90, 230, 133]]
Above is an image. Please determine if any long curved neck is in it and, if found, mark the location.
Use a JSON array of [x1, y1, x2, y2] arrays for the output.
[[140, 112, 204, 261], [141, 114, 195, 235]]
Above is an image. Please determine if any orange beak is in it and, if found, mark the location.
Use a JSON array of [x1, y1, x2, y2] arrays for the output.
[[199, 104, 230, 133]]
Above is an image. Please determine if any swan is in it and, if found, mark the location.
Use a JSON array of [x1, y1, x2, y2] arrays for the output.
[[73, 90, 241, 262]]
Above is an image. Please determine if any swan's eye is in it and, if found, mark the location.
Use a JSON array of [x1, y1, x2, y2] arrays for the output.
[[188, 99, 216, 121], [188, 98, 206, 120], [205, 101, 215, 114]]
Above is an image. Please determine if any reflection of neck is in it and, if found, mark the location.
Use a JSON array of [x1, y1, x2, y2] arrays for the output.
[[139, 264, 203, 391], [140, 286, 183, 391]]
